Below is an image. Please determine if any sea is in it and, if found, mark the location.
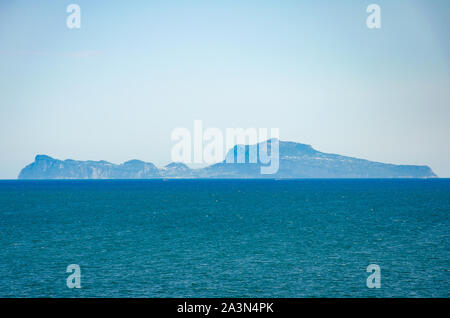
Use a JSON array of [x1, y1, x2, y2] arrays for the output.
[[0, 179, 448, 297]]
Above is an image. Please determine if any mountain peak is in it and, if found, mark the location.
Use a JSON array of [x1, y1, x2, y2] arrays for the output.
[[123, 159, 146, 165], [164, 162, 190, 169], [35, 154, 54, 161]]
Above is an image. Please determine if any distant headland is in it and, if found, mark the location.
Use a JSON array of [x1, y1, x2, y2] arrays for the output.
[[18, 139, 437, 179]]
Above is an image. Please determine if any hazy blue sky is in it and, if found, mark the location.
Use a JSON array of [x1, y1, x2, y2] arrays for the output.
[[1, 0, 449, 178]]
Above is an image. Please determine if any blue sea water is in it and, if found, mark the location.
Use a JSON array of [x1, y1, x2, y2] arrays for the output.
[[0, 179, 448, 298]]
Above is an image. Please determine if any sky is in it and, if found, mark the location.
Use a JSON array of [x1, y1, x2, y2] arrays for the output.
[[0, 0, 449, 178]]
